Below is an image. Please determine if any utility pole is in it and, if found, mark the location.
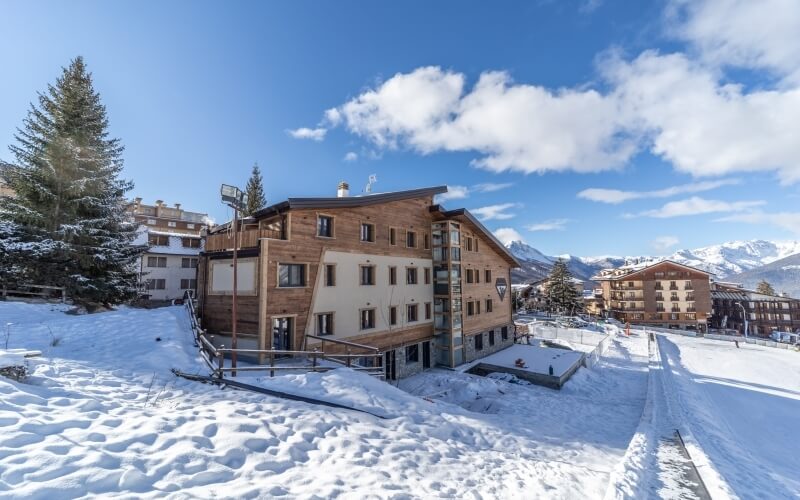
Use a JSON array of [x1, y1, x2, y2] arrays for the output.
[[736, 301, 748, 338]]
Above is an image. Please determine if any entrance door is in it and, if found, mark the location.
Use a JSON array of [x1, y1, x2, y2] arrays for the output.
[[422, 341, 431, 369], [384, 350, 396, 380], [272, 317, 293, 352]]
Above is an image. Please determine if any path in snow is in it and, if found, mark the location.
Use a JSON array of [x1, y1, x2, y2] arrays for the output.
[[0, 302, 650, 498]]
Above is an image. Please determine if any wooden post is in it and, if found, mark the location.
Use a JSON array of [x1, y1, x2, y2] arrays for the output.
[[312, 348, 318, 372], [217, 348, 224, 379], [346, 347, 352, 368]]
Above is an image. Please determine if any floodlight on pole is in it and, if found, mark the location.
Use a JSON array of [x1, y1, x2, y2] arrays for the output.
[[220, 183, 246, 377]]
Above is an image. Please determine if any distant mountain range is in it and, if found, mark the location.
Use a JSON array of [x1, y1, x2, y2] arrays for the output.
[[507, 239, 800, 297]]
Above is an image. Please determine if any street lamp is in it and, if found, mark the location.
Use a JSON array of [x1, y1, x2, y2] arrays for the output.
[[220, 184, 248, 377], [736, 301, 749, 339]]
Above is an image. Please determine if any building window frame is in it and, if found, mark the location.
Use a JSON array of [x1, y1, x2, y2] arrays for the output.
[[277, 263, 307, 288], [360, 308, 376, 330], [324, 264, 336, 287], [360, 265, 376, 286], [407, 303, 419, 323], [360, 222, 376, 243], [315, 312, 335, 336], [317, 214, 335, 238], [406, 266, 418, 285], [406, 230, 417, 248]]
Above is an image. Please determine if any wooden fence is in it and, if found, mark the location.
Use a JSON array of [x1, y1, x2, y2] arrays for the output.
[[1, 284, 66, 303]]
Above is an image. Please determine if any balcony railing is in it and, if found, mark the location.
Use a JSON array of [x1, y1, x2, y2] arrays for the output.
[[205, 228, 284, 252], [669, 285, 679, 290]]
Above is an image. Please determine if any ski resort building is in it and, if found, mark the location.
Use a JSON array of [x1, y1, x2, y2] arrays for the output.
[[128, 199, 211, 302], [710, 282, 800, 336], [195, 184, 520, 380], [593, 260, 712, 331]]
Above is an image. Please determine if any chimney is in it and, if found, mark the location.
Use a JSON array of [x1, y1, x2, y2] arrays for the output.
[[134, 197, 142, 204], [155, 200, 164, 207], [174, 203, 181, 210], [337, 181, 349, 198]]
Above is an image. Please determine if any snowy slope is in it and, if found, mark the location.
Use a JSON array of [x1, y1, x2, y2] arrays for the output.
[[0, 301, 650, 498]]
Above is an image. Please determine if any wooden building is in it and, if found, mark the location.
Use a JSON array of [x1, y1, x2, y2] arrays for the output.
[[593, 260, 712, 332], [710, 282, 800, 336], [196, 184, 520, 379]]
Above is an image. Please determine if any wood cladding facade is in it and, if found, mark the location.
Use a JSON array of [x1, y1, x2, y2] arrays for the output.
[[197, 190, 518, 371]]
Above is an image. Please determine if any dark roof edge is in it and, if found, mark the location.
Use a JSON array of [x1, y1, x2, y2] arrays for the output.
[[251, 186, 448, 219], [430, 204, 522, 268]]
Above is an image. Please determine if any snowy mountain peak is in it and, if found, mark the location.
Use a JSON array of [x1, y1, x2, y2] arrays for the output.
[[505, 240, 553, 264]]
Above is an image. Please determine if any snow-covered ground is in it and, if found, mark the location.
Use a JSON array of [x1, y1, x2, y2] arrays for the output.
[[0, 301, 652, 498], [656, 333, 800, 498]]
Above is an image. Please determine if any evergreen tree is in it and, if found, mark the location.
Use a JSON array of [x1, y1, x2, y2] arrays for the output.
[[244, 163, 266, 216], [0, 57, 143, 305], [543, 259, 583, 315], [756, 280, 776, 296]]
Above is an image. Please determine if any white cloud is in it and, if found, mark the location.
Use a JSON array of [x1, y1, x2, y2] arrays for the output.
[[605, 51, 800, 183], [493, 227, 524, 245], [471, 203, 520, 221], [324, 108, 342, 126], [716, 211, 800, 234], [287, 127, 327, 141], [329, 66, 634, 175], [668, 0, 800, 82], [652, 235, 680, 252], [343, 151, 358, 162], [434, 185, 470, 203], [526, 219, 569, 231], [473, 182, 513, 193], [578, 178, 739, 204], [630, 196, 765, 218]]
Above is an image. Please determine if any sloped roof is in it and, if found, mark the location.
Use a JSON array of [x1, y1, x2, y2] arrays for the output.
[[429, 205, 521, 268], [252, 186, 448, 219], [592, 259, 712, 281]]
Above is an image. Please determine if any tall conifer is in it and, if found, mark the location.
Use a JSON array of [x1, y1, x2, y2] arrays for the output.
[[244, 163, 266, 216]]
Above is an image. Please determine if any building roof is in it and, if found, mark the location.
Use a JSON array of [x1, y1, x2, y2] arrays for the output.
[[252, 186, 448, 219], [429, 205, 521, 267], [592, 259, 712, 281]]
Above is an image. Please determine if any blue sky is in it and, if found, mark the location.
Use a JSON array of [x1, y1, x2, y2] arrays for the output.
[[2, 0, 799, 257]]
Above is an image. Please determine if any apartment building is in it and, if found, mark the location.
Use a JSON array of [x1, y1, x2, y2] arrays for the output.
[[593, 260, 712, 331], [196, 184, 520, 379], [128, 198, 211, 302], [710, 282, 800, 336]]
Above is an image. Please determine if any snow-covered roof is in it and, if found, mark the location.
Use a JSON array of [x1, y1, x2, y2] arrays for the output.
[[134, 226, 204, 256]]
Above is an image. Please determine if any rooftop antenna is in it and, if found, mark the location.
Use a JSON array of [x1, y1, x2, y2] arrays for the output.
[[365, 174, 377, 193]]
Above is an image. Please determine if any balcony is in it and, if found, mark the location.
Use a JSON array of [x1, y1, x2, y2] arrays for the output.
[[670, 296, 680, 301], [205, 228, 284, 252], [654, 284, 663, 291], [669, 285, 679, 291]]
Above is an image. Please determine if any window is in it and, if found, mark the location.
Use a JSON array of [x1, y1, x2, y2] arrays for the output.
[[501, 326, 508, 340], [316, 313, 334, 335], [489, 330, 495, 346], [360, 223, 375, 242], [407, 304, 418, 322], [406, 267, 418, 285], [147, 279, 165, 290], [181, 257, 198, 268], [167, 221, 177, 227], [423, 233, 429, 250], [278, 263, 306, 287], [187, 223, 195, 229], [324, 264, 336, 286], [485, 270, 492, 282], [406, 344, 419, 363], [389, 227, 397, 246], [147, 256, 167, 268], [486, 299, 493, 313], [467, 301, 475, 316], [317, 215, 334, 238], [475, 270, 480, 284], [180, 278, 197, 290], [466, 237, 472, 252], [360, 265, 376, 285], [425, 302, 431, 320], [148, 234, 169, 246], [146, 218, 156, 225], [360, 309, 376, 330], [182, 238, 201, 248], [389, 306, 397, 326], [474, 238, 478, 252], [466, 269, 474, 284], [475, 334, 483, 351], [389, 266, 397, 285], [476, 301, 481, 314], [406, 230, 417, 248], [424, 268, 431, 285]]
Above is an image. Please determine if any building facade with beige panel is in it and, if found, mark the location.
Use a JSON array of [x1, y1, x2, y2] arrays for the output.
[[196, 185, 520, 379]]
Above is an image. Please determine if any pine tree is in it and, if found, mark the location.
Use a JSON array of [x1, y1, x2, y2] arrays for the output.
[[544, 259, 583, 315], [756, 280, 776, 296], [0, 57, 143, 305], [244, 163, 266, 216]]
